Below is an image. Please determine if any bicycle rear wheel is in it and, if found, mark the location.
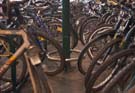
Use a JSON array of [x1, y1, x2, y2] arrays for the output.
[[77, 29, 114, 75], [0, 36, 28, 92], [45, 18, 78, 49], [85, 38, 122, 86], [86, 48, 135, 93], [32, 31, 65, 76], [101, 49, 135, 93], [79, 17, 99, 44], [86, 24, 114, 58]]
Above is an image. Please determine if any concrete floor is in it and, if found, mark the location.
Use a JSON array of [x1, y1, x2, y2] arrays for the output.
[[48, 67, 85, 93], [20, 58, 85, 93], [19, 41, 135, 93]]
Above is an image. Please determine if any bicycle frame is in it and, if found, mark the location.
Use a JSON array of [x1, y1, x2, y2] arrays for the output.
[[8, 3, 55, 52], [100, 7, 134, 61], [0, 29, 30, 77], [0, 29, 52, 93]]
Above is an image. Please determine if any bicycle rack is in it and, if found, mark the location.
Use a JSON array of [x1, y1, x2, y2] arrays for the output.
[[9, 36, 17, 93], [62, 0, 71, 71], [47, 48, 81, 62]]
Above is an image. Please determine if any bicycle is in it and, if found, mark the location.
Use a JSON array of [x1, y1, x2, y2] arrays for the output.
[[100, 48, 135, 93], [0, 29, 52, 93], [2, 0, 66, 76], [84, 2, 135, 93]]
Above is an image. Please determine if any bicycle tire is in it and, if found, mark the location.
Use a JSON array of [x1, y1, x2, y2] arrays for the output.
[[87, 24, 114, 43], [47, 16, 78, 49], [86, 24, 114, 58], [26, 57, 52, 93], [79, 17, 99, 45], [32, 31, 65, 76], [105, 14, 118, 25], [85, 38, 122, 87], [100, 12, 111, 23], [101, 49, 135, 93], [0, 36, 28, 92], [85, 48, 135, 93], [77, 16, 99, 39], [74, 15, 87, 33], [42, 19, 78, 49], [70, 25, 79, 49], [77, 29, 114, 75]]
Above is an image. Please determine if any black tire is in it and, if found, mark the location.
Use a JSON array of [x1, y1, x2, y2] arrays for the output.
[[101, 49, 135, 93], [77, 16, 99, 39], [27, 59, 52, 93], [100, 12, 111, 23], [85, 49, 135, 93], [0, 36, 27, 92], [85, 38, 122, 86], [32, 31, 65, 76], [86, 24, 114, 58], [70, 25, 79, 49], [77, 29, 114, 75], [105, 14, 118, 25], [45, 17, 78, 49], [74, 15, 87, 33], [79, 17, 99, 45]]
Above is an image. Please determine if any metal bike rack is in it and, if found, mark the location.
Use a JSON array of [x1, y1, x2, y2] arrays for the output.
[[62, 0, 71, 71], [47, 49, 81, 62], [9, 36, 17, 93]]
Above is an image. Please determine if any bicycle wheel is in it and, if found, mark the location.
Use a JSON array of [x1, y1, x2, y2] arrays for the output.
[[0, 36, 28, 92], [44, 16, 78, 49], [86, 24, 114, 58], [26, 55, 52, 93], [77, 29, 114, 75], [85, 48, 135, 93], [99, 12, 111, 23], [77, 16, 99, 39], [85, 38, 122, 86], [79, 17, 99, 44], [32, 31, 65, 76], [70, 25, 79, 49], [101, 49, 135, 93], [105, 14, 118, 25], [87, 24, 113, 43], [74, 15, 87, 33]]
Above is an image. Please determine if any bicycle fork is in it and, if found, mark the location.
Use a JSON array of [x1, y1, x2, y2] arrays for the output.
[[24, 45, 52, 93], [24, 46, 41, 93]]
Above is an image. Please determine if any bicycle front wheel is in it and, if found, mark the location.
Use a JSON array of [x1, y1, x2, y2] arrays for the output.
[[26, 57, 52, 93]]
